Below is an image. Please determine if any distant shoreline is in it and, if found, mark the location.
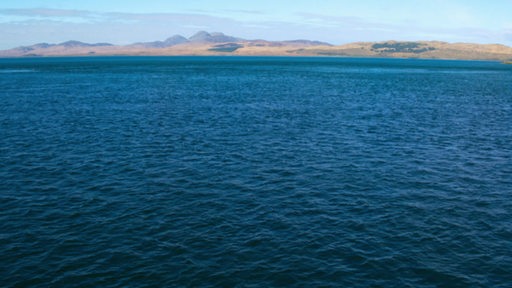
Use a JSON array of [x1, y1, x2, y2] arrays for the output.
[[0, 55, 509, 64], [2, 32, 512, 61]]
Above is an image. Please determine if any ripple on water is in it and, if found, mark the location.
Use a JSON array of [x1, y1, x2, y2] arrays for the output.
[[0, 57, 511, 287]]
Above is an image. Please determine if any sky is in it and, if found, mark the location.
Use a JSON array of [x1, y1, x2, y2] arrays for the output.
[[1, 0, 512, 49]]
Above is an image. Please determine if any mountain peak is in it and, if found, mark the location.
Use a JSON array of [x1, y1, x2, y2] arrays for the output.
[[59, 40, 87, 47], [164, 35, 188, 46], [189, 31, 212, 42], [188, 31, 240, 43]]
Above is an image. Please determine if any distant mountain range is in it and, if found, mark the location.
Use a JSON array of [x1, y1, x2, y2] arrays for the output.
[[1, 31, 512, 61]]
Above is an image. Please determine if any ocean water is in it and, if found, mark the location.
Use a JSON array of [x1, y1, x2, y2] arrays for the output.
[[0, 56, 511, 287]]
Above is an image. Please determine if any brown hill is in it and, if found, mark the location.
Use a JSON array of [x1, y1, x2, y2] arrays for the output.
[[298, 41, 512, 60], [1, 32, 512, 61]]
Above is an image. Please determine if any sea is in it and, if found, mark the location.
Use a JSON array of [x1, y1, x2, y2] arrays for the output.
[[0, 56, 511, 287]]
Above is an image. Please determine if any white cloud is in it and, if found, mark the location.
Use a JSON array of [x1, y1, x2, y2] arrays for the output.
[[0, 8, 94, 18]]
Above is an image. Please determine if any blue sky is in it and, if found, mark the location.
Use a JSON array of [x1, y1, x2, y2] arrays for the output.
[[1, 0, 511, 49]]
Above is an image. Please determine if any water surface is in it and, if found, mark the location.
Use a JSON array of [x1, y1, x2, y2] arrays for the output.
[[1, 57, 511, 287]]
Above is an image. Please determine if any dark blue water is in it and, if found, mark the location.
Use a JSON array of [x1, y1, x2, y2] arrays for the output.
[[1, 57, 511, 287]]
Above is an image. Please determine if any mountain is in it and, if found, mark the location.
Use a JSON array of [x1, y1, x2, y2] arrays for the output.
[[8, 41, 112, 54], [188, 31, 241, 43], [164, 35, 189, 46], [282, 40, 332, 46], [135, 35, 188, 48], [59, 41, 113, 48], [132, 32, 240, 48], [1, 32, 512, 61]]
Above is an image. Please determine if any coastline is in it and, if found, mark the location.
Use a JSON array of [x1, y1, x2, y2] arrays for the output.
[[2, 36, 512, 61], [0, 54, 512, 64]]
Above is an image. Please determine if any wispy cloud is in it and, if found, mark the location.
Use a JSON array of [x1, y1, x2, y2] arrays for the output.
[[105, 12, 233, 23], [0, 8, 93, 18], [0, 8, 236, 24], [297, 12, 397, 31], [0, 8, 105, 24], [222, 9, 265, 15]]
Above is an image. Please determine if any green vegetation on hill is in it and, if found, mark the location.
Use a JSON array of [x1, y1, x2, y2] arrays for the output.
[[371, 42, 436, 53], [208, 43, 244, 52]]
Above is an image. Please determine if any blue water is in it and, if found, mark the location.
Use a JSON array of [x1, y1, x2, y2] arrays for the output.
[[1, 56, 511, 287]]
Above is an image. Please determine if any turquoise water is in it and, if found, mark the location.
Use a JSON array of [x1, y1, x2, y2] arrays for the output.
[[1, 57, 511, 287]]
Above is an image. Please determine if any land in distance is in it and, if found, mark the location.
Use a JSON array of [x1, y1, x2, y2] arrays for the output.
[[2, 31, 512, 61]]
